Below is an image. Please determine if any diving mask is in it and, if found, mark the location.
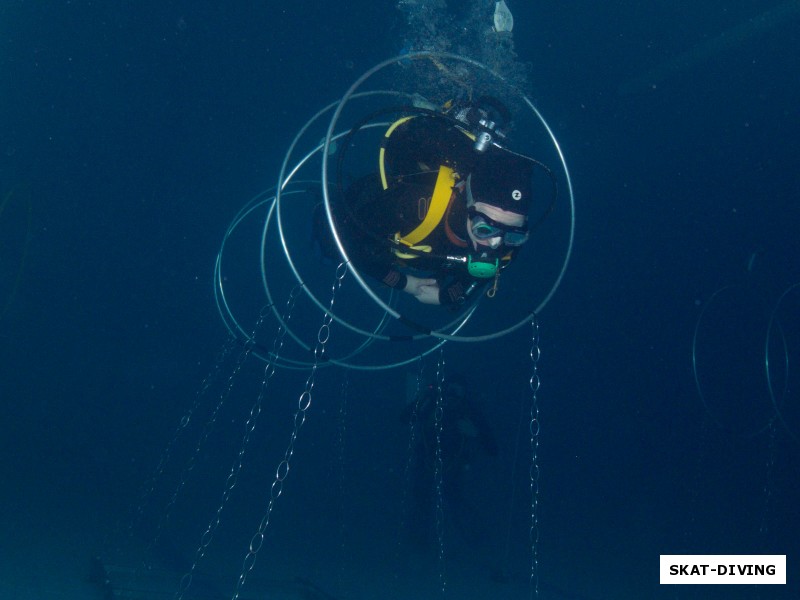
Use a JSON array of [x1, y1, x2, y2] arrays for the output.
[[468, 207, 529, 247]]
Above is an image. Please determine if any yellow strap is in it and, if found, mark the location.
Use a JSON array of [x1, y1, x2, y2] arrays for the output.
[[392, 232, 432, 259], [379, 116, 415, 190], [397, 165, 455, 251]]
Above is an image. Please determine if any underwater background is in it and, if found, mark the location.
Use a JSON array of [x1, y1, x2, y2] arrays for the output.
[[1, 1, 798, 598]]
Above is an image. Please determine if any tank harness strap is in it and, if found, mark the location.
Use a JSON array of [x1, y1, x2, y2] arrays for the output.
[[379, 116, 415, 191], [393, 165, 456, 259]]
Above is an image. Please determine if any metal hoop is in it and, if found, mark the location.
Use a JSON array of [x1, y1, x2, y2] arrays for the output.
[[320, 52, 575, 342], [216, 52, 575, 367], [692, 285, 787, 437], [766, 282, 799, 442]]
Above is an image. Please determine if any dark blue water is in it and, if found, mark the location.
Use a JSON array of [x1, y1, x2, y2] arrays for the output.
[[1, 2, 798, 598]]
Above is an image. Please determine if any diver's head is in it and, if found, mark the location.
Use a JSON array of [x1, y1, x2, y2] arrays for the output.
[[467, 149, 533, 222], [461, 150, 534, 279]]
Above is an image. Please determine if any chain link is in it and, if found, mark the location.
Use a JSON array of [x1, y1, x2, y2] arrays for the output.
[[396, 357, 425, 575], [758, 421, 778, 540], [230, 263, 346, 600], [529, 314, 541, 600], [129, 336, 236, 544], [149, 311, 266, 563], [176, 290, 300, 599], [434, 349, 447, 596], [336, 371, 349, 590]]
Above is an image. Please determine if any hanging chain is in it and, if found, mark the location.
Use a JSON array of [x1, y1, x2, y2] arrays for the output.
[[396, 356, 425, 574], [758, 421, 778, 540], [499, 373, 527, 579], [434, 348, 447, 596], [176, 289, 300, 599], [149, 311, 265, 562], [230, 262, 347, 600], [754, 422, 779, 600], [336, 370, 350, 590], [529, 314, 541, 600], [129, 335, 236, 541]]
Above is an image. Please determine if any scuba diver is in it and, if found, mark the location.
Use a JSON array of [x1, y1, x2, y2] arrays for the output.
[[402, 373, 499, 549], [313, 97, 553, 306]]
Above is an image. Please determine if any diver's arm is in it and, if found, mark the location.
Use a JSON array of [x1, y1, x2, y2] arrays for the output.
[[347, 246, 440, 305], [401, 275, 479, 306], [404, 275, 440, 305]]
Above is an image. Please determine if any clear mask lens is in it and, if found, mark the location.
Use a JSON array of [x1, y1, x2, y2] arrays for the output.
[[470, 212, 528, 246]]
